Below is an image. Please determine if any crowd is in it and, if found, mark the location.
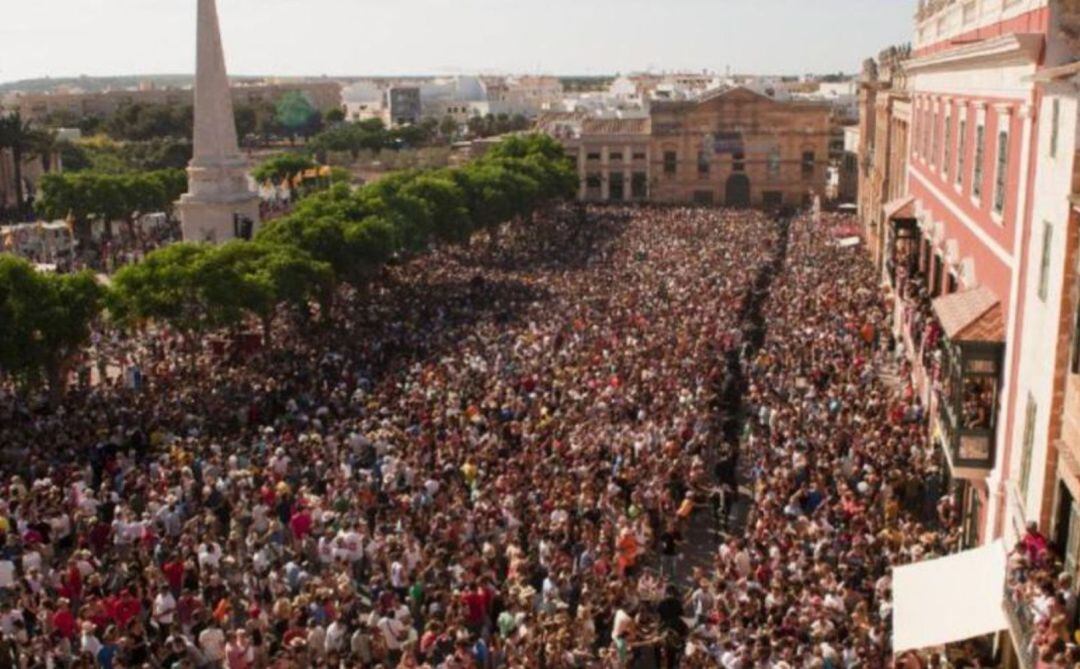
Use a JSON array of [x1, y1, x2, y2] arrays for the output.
[[1005, 522, 1080, 667], [0, 204, 962, 668]]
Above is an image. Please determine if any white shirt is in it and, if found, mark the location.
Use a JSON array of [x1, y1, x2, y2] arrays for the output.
[[611, 609, 633, 641], [81, 632, 102, 657], [0, 560, 13, 589], [199, 626, 226, 661], [377, 616, 406, 650], [153, 592, 176, 624]]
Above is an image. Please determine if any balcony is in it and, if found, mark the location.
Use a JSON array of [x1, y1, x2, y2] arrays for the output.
[[1003, 534, 1073, 669], [931, 286, 1005, 477]]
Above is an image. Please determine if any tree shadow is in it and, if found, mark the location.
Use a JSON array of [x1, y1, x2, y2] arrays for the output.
[[450, 206, 633, 273]]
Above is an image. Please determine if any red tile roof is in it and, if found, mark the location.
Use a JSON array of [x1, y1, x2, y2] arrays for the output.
[[884, 195, 916, 220], [932, 286, 1005, 343], [580, 117, 651, 135]]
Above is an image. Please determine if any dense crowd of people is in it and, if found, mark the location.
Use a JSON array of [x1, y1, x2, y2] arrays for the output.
[[0, 204, 968, 667], [1006, 522, 1080, 667]]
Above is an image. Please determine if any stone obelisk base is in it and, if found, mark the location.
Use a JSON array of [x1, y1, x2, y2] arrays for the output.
[[178, 194, 260, 243]]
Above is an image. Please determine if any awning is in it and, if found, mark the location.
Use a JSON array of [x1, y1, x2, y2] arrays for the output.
[[892, 540, 1007, 653], [932, 285, 1005, 342], [884, 195, 916, 221]]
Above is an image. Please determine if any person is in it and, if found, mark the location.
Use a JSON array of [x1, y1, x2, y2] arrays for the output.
[[1021, 522, 1050, 562]]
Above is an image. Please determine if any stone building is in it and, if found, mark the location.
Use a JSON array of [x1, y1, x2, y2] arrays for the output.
[[540, 87, 831, 208], [542, 115, 652, 203], [647, 87, 831, 208], [856, 44, 912, 270]]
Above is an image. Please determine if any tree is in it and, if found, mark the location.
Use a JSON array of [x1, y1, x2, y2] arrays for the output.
[[400, 173, 470, 244], [108, 242, 211, 338], [57, 141, 93, 172], [0, 255, 103, 401], [439, 115, 459, 139], [309, 121, 392, 161], [234, 104, 258, 144], [252, 153, 316, 185], [37, 169, 186, 238], [325, 108, 346, 125], [256, 215, 352, 283], [34, 270, 105, 403], [0, 111, 54, 215], [105, 103, 192, 141], [275, 92, 319, 143]]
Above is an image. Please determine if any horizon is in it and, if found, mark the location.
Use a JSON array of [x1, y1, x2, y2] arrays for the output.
[[0, 69, 861, 90]]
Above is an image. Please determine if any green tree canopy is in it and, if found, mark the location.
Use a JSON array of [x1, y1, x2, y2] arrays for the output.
[[108, 242, 211, 334], [0, 255, 104, 398], [37, 169, 186, 235], [251, 153, 317, 184]]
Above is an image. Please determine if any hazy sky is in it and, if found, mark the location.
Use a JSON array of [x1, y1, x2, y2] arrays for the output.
[[2, 0, 915, 83]]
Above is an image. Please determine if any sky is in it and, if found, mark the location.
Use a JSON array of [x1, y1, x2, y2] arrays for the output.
[[1, 0, 915, 84]]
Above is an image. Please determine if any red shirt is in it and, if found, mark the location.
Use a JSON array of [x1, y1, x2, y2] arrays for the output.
[[52, 608, 76, 639], [289, 511, 312, 540], [162, 560, 184, 592], [462, 588, 492, 625]]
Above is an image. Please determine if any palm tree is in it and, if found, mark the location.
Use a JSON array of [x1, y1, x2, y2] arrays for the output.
[[0, 111, 54, 217]]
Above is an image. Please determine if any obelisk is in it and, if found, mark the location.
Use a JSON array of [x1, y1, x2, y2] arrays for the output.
[[177, 0, 260, 243]]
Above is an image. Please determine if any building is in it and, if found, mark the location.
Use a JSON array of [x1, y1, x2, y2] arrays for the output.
[[648, 87, 831, 208], [386, 87, 422, 127], [537, 114, 652, 202], [11, 80, 343, 121], [897, 0, 1077, 556], [1000, 59, 1080, 669], [858, 1, 1080, 662], [857, 44, 913, 270], [539, 87, 831, 208], [836, 125, 860, 202], [483, 75, 564, 117]]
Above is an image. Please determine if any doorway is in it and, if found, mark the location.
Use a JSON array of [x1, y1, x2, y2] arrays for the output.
[[725, 173, 751, 208]]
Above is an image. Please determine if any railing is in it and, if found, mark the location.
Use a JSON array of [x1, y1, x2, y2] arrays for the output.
[[1003, 576, 1037, 669]]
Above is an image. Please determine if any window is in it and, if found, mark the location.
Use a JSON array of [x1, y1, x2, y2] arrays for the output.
[[632, 152, 646, 161], [930, 110, 939, 167], [697, 150, 710, 176], [1072, 293, 1080, 375], [973, 125, 985, 200], [923, 108, 932, 157], [630, 172, 647, 199], [767, 148, 781, 177], [732, 151, 745, 172], [801, 151, 815, 179], [956, 119, 967, 187], [585, 173, 601, 189], [609, 172, 625, 201], [1038, 222, 1053, 302], [609, 151, 623, 161], [993, 129, 1008, 215], [1051, 99, 1060, 159], [1020, 395, 1037, 499], [663, 151, 677, 175], [586, 152, 601, 161], [943, 114, 952, 177]]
